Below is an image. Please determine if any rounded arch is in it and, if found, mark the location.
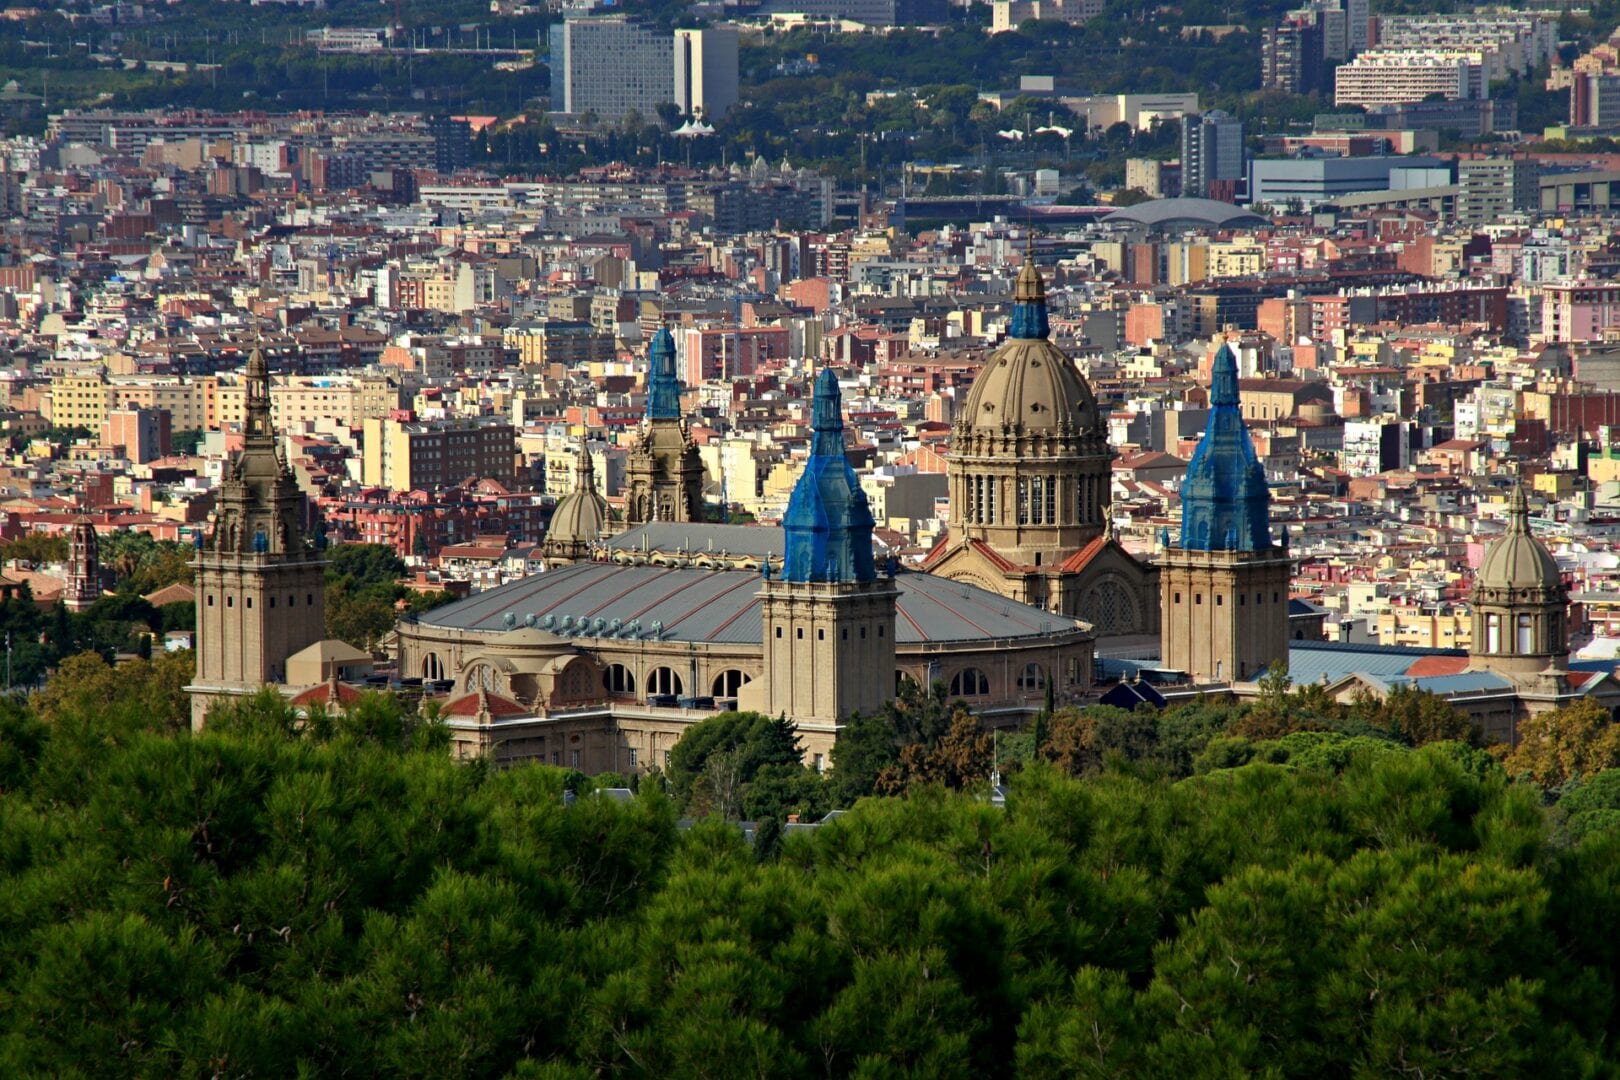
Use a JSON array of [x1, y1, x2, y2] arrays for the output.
[[422, 652, 445, 682], [647, 666, 684, 697], [547, 656, 599, 707], [463, 663, 498, 696], [1017, 662, 1047, 693], [1082, 576, 1140, 636], [944, 569, 1000, 595], [603, 663, 637, 695], [949, 667, 990, 698], [711, 669, 750, 698]]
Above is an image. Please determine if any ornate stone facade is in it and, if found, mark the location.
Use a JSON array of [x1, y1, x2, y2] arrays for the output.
[[625, 328, 705, 525], [924, 261, 1158, 636], [190, 348, 327, 728]]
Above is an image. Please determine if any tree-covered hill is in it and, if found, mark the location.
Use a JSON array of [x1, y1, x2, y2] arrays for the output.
[[5, 666, 1620, 1076]]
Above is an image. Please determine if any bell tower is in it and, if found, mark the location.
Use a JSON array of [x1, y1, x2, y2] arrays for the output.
[[1159, 343, 1291, 684], [756, 369, 897, 758], [625, 328, 705, 525], [63, 516, 102, 612], [190, 348, 328, 728]]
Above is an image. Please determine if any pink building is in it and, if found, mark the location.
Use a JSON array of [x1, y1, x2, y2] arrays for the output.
[[1541, 280, 1620, 343]]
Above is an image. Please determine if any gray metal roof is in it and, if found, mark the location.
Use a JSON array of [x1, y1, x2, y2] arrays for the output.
[[602, 522, 784, 559], [1286, 640, 1462, 685], [1103, 197, 1268, 229], [415, 561, 1084, 645]]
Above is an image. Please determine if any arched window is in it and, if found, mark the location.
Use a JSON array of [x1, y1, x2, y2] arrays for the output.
[[949, 667, 990, 697], [647, 667, 683, 697], [464, 663, 499, 693], [711, 669, 749, 697], [422, 652, 444, 682], [603, 663, 636, 694], [1017, 663, 1046, 692]]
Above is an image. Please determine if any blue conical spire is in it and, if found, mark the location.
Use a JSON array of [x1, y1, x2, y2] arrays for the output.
[[782, 369, 876, 583], [646, 327, 681, 421], [1179, 344, 1272, 552]]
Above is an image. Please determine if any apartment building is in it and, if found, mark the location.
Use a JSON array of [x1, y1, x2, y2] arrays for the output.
[[362, 416, 518, 491], [1334, 53, 1484, 108]]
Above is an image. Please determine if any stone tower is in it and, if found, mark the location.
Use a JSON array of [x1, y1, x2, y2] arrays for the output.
[[625, 328, 705, 525], [541, 437, 611, 567], [63, 516, 102, 612], [923, 259, 1158, 636], [758, 369, 898, 753], [190, 348, 327, 728], [1468, 483, 1568, 676], [1159, 343, 1291, 684]]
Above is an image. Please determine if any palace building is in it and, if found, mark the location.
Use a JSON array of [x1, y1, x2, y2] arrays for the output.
[[395, 369, 1095, 769], [923, 260, 1159, 639]]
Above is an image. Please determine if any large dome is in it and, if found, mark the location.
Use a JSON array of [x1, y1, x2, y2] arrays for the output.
[[1476, 485, 1560, 593], [960, 262, 1101, 434]]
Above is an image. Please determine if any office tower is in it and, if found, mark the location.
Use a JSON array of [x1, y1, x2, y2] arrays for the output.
[[674, 26, 739, 121], [1180, 110, 1245, 200], [548, 16, 675, 121]]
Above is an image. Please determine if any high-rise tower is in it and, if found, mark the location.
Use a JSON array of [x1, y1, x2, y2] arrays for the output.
[[190, 348, 327, 728], [758, 369, 897, 747], [1159, 343, 1291, 683], [625, 328, 705, 526]]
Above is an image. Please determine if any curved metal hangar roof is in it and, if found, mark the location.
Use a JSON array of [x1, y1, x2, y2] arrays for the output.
[[1102, 197, 1269, 230], [415, 562, 1084, 646]]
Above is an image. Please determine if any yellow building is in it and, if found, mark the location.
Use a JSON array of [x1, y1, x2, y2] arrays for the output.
[[1375, 605, 1472, 650]]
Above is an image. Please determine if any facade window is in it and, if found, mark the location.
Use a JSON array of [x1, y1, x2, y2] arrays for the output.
[[1174, 592, 1181, 604], [1017, 477, 1029, 525], [207, 595, 214, 606], [1030, 476, 1044, 524], [1517, 613, 1534, 653], [1017, 663, 1046, 691], [1046, 473, 1057, 524], [1195, 594, 1202, 605], [818, 628, 825, 640], [604, 664, 636, 694], [628, 748, 638, 769], [949, 667, 990, 697], [647, 667, 683, 697], [775, 627, 783, 638], [1216, 595, 1223, 606], [570, 750, 580, 768], [796, 627, 804, 640], [227, 596, 234, 608]]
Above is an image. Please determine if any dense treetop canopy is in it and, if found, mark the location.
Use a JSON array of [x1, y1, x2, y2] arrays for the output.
[[5, 658, 1620, 1077]]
